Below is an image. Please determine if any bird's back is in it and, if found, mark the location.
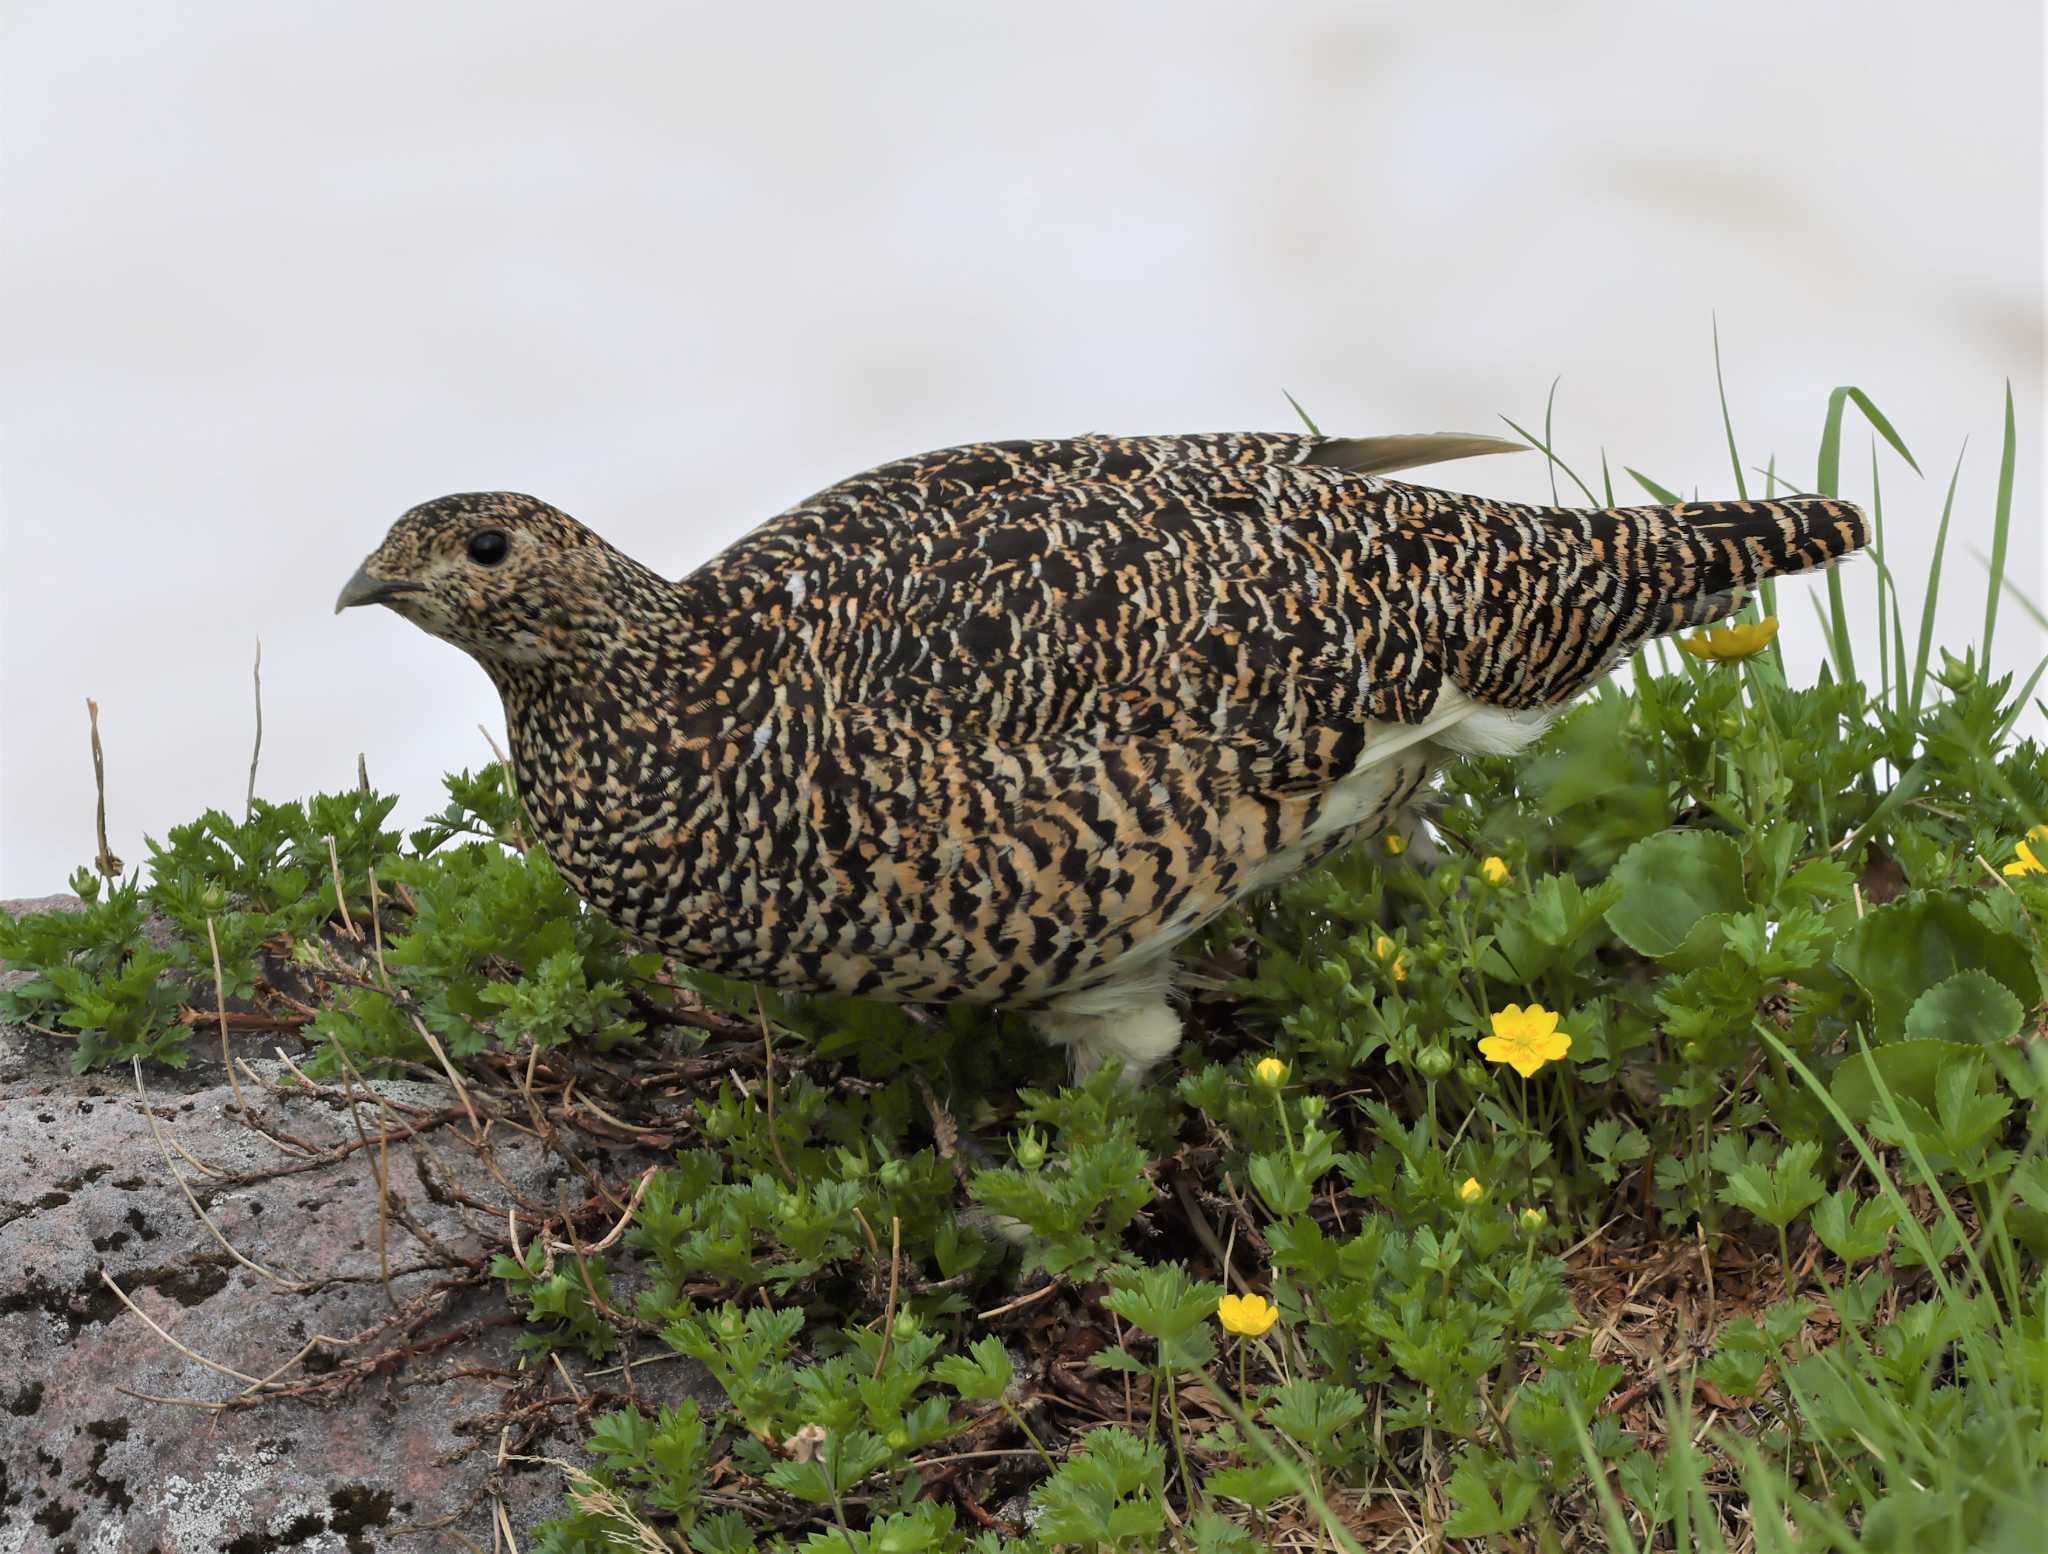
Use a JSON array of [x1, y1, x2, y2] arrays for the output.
[[684, 432, 1863, 775]]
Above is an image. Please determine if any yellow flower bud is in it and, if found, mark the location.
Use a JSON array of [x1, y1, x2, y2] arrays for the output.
[[1458, 1177, 1484, 1204], [1481, 856, 1509, 884], [1253, 1057, 1287, 1087]]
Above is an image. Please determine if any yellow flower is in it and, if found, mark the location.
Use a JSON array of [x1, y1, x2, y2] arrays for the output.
[[1678, 618, 1779, 662], [1458, 1177, 1483, 1203], [1253, 1057, 1288, 1087], [1371, 933, 1409, 982], [2004, 838, 2048, 878], [1521, 1207, 1546, 1231], [1477, 1003, 1573, 1078], [1216, 1292, 1280, 1337], [1384, 830, 1407, 856], [1480, 856, 1509, 885]]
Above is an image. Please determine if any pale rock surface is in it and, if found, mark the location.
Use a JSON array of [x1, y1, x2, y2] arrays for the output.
[[1, 895, 712, 1551]]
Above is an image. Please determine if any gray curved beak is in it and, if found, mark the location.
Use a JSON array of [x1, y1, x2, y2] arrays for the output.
[[335, 563, 424, 614]]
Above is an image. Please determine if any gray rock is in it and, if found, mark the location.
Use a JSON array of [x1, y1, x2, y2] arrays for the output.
[[2, 896, 713, 1551]]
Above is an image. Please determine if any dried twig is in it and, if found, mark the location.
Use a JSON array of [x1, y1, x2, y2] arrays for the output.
[[206, 916, 248, 1116], [326, 834, 360, 940], [542, 1165, 658, 1257], [368, 867, 391, 986], [411, 1013, 483, 1137], [976, 1282, 1061, 1320], [132, 1057, 301, 1288], [100, 1268, 269, 1386], [479, 722, 512, 771], [87, 697, 121, 877], [871, 1216, 903, 1380], [246, 637, 263, 818], [323, 1032, 403, 1313], [755, 989, 796, 1184]]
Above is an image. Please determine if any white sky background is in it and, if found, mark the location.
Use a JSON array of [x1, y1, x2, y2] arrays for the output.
[[1, 1, 2042, 893]]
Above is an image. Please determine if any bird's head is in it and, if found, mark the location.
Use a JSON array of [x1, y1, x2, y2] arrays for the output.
[[337, 492, 653, 672]]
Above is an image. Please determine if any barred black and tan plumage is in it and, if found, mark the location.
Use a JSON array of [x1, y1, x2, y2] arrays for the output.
[[339, 432, 1866, 1077]]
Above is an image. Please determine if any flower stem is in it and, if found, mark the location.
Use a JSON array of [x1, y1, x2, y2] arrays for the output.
[[1002, 1399, 1057, 1475], [1166, 1373, 1200, 1513], [1271, 1088, 1296, 1158]]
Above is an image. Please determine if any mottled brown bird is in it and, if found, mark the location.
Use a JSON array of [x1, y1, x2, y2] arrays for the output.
[[338, 432, 1866, 1079]]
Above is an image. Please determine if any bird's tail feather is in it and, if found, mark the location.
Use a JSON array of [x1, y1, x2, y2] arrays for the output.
[[1441, 492, 1870, 708], [1619, 494, 1870, 641]]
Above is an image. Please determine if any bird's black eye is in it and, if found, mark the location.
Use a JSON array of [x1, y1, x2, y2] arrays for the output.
[[467, 529, 510, 566]]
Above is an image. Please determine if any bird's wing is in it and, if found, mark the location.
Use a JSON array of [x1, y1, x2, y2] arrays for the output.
[[690, 430, 1522, 592], [690, 434, 1457, 789], [690, 433, 1863, 792]]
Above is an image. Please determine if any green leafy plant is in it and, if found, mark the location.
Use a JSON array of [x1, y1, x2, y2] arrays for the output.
[[8, 364, 2041, 1552]]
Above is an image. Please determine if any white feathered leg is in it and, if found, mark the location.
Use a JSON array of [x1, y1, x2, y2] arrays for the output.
[[1031, 977, 1183, 1084]]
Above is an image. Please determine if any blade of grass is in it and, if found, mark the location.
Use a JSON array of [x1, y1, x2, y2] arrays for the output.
[[1909, 444, 1966, 720], [1562, 1394, 1648, 1554], [1759, 455, 1784, 671], [1757, 1027, 1981, 1322], [1626, 467, 1682, 505], [1816, 385, 1923, 686], [1808, 594, 1848, 684], [1817, 385, 1924, 482], [1968, 550, 2048, 743], [1542, 375, 1562, 504], [1836, 755, 1929, 858], [1599, 447, 1615, 507], [1992, 653, 2048, 745], [1282, 390, 1322, 436], [1981, 380, 2016, 666], [1499, 413, 1601, 505], [1713, 313, 1750, 500], [1869, 440, 1903, 716]]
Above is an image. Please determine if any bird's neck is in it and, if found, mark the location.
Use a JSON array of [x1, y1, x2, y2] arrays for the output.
[[489, 574, 731, 921]]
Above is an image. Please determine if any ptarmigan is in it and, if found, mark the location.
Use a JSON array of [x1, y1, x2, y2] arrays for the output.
[[338, 432, 1866, 1079]]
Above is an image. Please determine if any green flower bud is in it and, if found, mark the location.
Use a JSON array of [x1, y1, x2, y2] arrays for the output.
[[1013, 1126, 1047, 1171], [1416, 1044, 1454, 1078]]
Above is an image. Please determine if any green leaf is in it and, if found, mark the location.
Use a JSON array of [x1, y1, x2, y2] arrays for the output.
[[1810, 1188, 1897, 1263], [1903, 969, 2026, 1046], [1830, 1039, 1986, 1125], [1030, 1427, 1166, 1544], [1717, 1139, 1825, 1229], [931, 1335, 1013, 1402], [1262, 1378, 1367, 1455], [1443, 1450, 1541, 1536], [1836, 895, 2041, 1041], [1605, 830, 1748, 963], [1205, 1460, 1297, 1511]]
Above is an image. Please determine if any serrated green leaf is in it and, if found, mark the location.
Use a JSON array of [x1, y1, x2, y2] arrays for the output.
[[1605, 829, 1749, 963]]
